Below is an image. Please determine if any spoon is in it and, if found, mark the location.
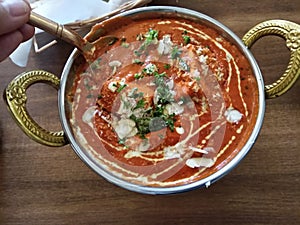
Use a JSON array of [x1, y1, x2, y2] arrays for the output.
[[29, 12, 118, 61]]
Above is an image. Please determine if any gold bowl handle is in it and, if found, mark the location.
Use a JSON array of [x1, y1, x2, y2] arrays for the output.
[[4, 70, 68, 147], [242, 20, 300, 98]]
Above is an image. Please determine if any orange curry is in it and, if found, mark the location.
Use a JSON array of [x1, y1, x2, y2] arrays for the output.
[[69, 14, 259, 187]]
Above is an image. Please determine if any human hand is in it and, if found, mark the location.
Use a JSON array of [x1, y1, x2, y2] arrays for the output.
[[0, 0, 34, 62]]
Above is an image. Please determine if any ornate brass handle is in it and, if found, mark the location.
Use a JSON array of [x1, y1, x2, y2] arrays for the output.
[[4, 70, 68, 147], [243, 20, 300, 98]]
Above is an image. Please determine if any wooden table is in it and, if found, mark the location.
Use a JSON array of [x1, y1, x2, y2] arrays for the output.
[[0, 1, 299, 224]]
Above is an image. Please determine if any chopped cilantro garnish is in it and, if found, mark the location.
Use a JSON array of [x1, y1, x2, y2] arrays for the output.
[[134, 73, 144, 79], [117, 62, 177, 139], [154, 71, 166, 78], [130, 104, 176, 138], [156, 86, 174, 105], [116, 83, 127, 93], [164, 64, 171, 70], [164, 113, 176, 131], [135, 29, 159, 56], [133, 59, 144, 65], [130, 114, 151, 139], [143, 63, 158, 74], [154, 71, 166, 85], [182, 35, 191, 45], [153, 71, 174, 104], [134, 99, 146, 110], [144, 29, 158, 44], [171, 46, 182, 59]]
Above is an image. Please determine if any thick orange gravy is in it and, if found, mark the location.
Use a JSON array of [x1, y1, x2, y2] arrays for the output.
[[69, 14, 259, 187]]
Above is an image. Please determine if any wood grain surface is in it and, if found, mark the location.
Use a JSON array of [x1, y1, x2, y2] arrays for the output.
[[0, 1, 299, 224]]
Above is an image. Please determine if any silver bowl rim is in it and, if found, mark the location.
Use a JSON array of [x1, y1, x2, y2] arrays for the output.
[[58, 6, 265, 195]]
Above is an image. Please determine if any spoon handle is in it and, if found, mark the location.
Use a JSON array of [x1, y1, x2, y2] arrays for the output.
[[29, 12, 85, 51]]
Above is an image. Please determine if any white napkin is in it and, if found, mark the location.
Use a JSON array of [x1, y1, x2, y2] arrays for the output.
[[9, 0, 130, 67]]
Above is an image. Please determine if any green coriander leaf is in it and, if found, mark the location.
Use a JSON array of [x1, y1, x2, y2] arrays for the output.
[[117, 84, 127, 93], [182, 35, 191, 45], [134, 99, 145, 110], [164, 64, 171, 70], [134, 73, 144, 79], [133, 59, 144, 65], [171, 46, 182, 59], [135, 29, 159, 56], [143, 63, 157, 74], [144, 29, 158, 43]]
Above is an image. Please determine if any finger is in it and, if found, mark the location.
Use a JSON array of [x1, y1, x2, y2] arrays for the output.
[[0, 0, 31, 36], [19, 23, 34, 41], [0, 29, 23, 61]]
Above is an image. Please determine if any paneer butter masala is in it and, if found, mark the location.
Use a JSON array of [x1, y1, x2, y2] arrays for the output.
[[69, 14, 259, 187]]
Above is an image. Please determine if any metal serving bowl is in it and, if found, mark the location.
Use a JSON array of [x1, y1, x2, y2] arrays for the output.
[[4, 6, 300, 194]]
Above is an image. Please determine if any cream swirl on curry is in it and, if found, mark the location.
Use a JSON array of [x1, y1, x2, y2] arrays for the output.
[[68, 15, 259, 187]]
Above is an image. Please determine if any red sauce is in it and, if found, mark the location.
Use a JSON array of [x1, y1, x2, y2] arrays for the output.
[[68, 14, 259, 187]]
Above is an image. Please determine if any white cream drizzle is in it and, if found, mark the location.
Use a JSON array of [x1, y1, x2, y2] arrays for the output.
[[174, 21, 248, 118], [69, 19, 254, 187]]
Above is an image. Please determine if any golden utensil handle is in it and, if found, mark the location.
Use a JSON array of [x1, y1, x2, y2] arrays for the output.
[[243, 19, 300, 98], [29, 12, 85, 51], [4, 70, 68, 147]]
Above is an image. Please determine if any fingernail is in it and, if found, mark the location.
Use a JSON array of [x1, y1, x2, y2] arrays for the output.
[[2, 0, 30, 17]]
